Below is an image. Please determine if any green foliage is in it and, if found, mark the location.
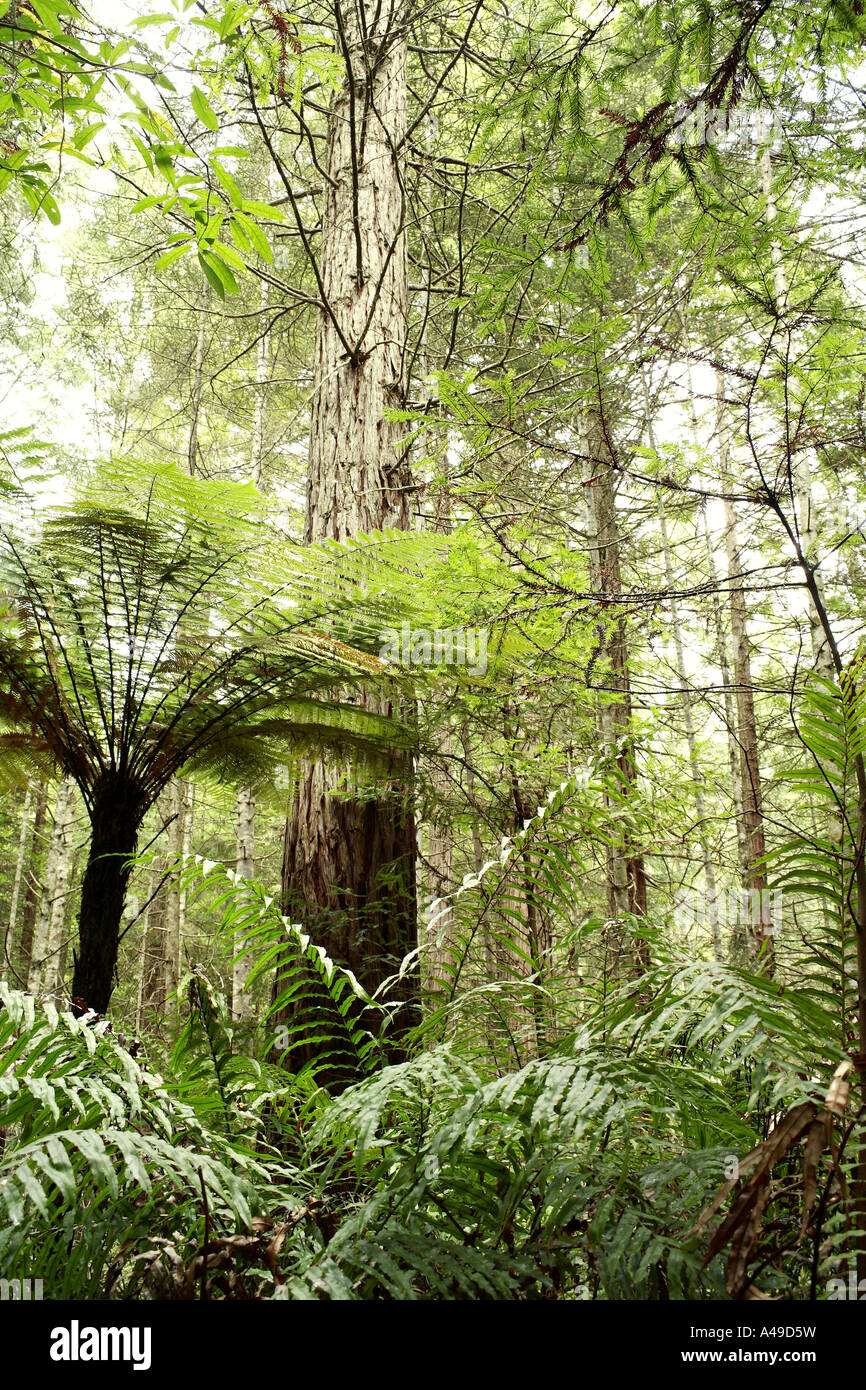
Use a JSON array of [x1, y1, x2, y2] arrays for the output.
[[175, 856, 387, 1086], [0, 981, 274, 1297], [0, 455, 413, 803], [769, 669, 866, 1046]]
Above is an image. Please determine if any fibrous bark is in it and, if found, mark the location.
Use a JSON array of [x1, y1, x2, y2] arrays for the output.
[[280, 0, 418, 1058], [71, 777, 142, 1014], [582, 414, 648, 972], [718, 383, 775, 977]]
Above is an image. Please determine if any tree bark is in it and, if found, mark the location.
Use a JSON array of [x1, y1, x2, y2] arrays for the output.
[[640, 370, 722, 960], [27, 777, 76, 998], [16, 782, 47, 977], [187, 285, 209, 476], [163, 779, 193, 1011], [718, 381, 775, 976], [232, 786, 255, 1020], [582, 415, 648, 972], [6, 778, 34, 979], [70, 779, 141, 1015], [42, 781, 78, 999], [232, 273, 271, 1021], [677, 305, 750, 889], [280, 0, 418, 1054]]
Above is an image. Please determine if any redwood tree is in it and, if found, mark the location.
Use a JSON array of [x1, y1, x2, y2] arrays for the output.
[[276, 0, 419, 1037]]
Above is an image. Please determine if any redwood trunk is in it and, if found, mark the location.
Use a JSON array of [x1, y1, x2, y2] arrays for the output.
[[280, 0, 418, 1056]]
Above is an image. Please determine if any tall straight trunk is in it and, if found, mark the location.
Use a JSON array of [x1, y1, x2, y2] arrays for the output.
[[187, 285, 208, 476], [421, 728, 454, 1003], [232, 275, 271, 1020], [6, 778, 34, 978], [43, 783, 79, 999], [28, 777, 76, 998], [163, 780, 192, 1010], [135, 859, 161, 1033], [250, 273, 269, 492], [701, 501, 751, 888], [16, 782, 46, 976], [144, 871, 169, 1015], [419, 436, 454, 1006], [163, 781, 182, 1006], [460, 720, 499, 989], [582, 416, 648, 972], [760, 149, 833, 681], [677, 305, 750, 887], [71, 778, 142, 1015], [232, 788, 255, 1020], [640, 371, 722, 959], [280, 0, 417, 1051], [717, 381, 775, 976], [460, 722, 485, 880], [161, 338, 206, 1009], [508, 756, 554, 1057]]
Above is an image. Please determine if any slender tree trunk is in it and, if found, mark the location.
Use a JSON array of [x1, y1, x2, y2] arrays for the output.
[[280, 0, 418, 1052], [760, 149, 833, 681], [135, 859, 161, 1033], [163, 782, 181, 1006], [461, 722, 486, 880], [640, 372, 722, 959], [232, 788, 255, 1020], [718, 381, 775, 976], [508, 758, 554, 1056], [144, 877, 168, 1015], [187, 286, 208, 476], [460, 720, 499, 989], [232, 274, 271, 1020], [701, 502, 751, 891], [419, 435, 454, 1006], [28, 778, 76, 998], [677, 305, 749, 892], [421, 730, 454, 1002], [43, 782, 78, 999], [163, 780, 188, 1010], [6, 778, 34, 979], [17, 782, 46, 976], [582, 416, 648, 972]]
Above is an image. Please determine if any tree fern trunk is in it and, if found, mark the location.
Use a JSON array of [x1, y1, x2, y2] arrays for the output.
[[71, 781, 141, 1015]]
